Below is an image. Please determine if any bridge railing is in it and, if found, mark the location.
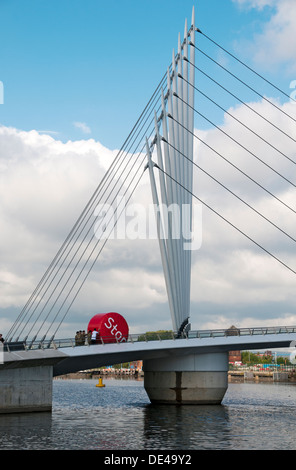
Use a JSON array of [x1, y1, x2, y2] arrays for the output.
[[188, 326, 296, 338], [4, 325, 296, 351]]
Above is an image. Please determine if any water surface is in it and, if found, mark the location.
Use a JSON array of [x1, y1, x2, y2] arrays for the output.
[[0, 378, 295, 450]]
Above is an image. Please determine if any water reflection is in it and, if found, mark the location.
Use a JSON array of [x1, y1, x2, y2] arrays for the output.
[[143, 403, 231, 449], [0, 412, 53, 450], [0, 379, 295, 450]]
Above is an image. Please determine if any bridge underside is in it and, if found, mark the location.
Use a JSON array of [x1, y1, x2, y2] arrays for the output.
[[55, 332, 296, 405], [52, 333, 296, 376]]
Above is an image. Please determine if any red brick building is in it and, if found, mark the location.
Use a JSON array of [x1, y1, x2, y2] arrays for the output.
[[227, 325, 242, 364]]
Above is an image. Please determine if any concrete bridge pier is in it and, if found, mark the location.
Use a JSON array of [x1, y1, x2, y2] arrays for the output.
[[0, 348, 67, 414], [0, 365, 54, 413], [143, 352, 229, 405]]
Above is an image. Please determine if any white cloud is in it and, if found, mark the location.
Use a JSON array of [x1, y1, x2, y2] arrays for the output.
[[0, 126, 170, 339], [233, 0, 296, 72], [233, 0, 275, 10], [189, 94, 296, 330], [1, 90, 296, 341], [73, 121, 91, 134]]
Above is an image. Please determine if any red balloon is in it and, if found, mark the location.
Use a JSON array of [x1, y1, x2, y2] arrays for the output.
[[87, 312, 129, 344]]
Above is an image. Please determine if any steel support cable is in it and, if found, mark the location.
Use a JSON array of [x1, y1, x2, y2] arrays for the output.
[[167, 114, 296, 216], [27, 156, 146, 343], [15, 147, 135, 340], [49, 92, 190, 342], [179, 73, 296, 166], [173, 92, 296, 189], [26, 117, 160, 343], [8, 79, 168, 341], [10, 151, 147, 340], [46, 161, 147, 343], [8, 28, 189, 340], [198, 30, 296, 105], [19, 114, 158, 342], [183, 57, 296, 146], [162, 135, 296, 244], [8, 169, 118, 341], [155, 165, 296, 277], [8, 144, 149, 341], [7, 163, 118, 341], [189, 42, 296, 127], [10, 28, 187, 342], [18, 96, 164, 343], [50, 166, 146, 342]]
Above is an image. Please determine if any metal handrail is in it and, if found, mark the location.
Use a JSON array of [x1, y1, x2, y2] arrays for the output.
[[5, 325, 295, 351]]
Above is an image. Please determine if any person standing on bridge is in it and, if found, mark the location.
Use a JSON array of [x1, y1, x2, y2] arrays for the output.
[[75, 331, 80, 346], [87, 330, 92, 345], [0, 334, 4, 343], [91, 328, 98, 345], [81, 330, 86, 345]]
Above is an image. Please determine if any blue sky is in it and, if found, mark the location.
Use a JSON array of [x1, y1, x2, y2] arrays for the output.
[[1, 0, 296, 339], [0, 0, 292, 150]]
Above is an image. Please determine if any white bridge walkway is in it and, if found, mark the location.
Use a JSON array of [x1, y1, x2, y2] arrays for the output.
[[2, 326, 295, 377]]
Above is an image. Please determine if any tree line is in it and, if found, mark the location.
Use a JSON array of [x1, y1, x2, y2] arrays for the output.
[[241, 351, 292, 365]]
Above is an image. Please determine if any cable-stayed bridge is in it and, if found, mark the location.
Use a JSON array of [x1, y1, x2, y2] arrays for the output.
[[1, 6, 296, 412]]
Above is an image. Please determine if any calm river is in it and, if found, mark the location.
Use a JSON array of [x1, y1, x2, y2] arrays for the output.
[[0, 378, 295, 451]]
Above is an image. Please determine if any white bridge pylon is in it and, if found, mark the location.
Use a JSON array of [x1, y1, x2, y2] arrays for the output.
[[146, 8, 196, 335]]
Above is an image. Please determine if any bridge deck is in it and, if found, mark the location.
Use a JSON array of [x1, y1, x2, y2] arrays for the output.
[[52, 328, 296, 376], [2, 326, 296, 377]]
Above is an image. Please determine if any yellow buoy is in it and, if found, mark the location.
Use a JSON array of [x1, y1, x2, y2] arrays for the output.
[[96, 377, 105, 388]]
